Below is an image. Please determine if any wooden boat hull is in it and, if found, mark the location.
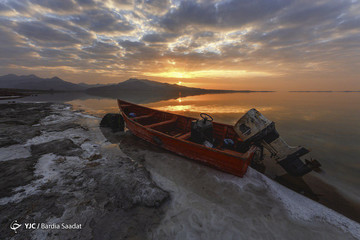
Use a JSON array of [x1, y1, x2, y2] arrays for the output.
[[118, 99, 258, 177]]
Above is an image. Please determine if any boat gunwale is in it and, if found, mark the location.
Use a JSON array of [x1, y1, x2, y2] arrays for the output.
[[117, 99, 256, 160]]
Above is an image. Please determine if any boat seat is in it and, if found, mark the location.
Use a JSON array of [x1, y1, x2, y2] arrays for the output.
[[145, 117, 177, 129], [177, 132, 191, 140], [132, 113, 155, 121]]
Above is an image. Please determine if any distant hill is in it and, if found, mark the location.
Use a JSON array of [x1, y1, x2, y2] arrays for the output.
[[78, 82, 109, 88], [0, 74, 86, 91], [0, 75, 272, 100], [86, 78, 248, 98], [84, 78, 271, 103]]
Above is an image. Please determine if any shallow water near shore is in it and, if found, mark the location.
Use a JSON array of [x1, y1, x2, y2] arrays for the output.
[[62, 92, 360, 202], [4, 91, 360, 239]]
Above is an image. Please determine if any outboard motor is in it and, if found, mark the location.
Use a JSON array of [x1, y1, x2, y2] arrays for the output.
[[234, 109, 321, 177], [191, 113, 214, 146]]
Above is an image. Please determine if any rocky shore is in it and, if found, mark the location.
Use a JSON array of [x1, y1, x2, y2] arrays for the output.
[[0, 103, 169, 240]]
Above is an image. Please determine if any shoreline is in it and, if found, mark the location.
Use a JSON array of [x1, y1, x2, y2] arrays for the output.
[[0, 102, 359, 239], [115, 129, 360, 224]]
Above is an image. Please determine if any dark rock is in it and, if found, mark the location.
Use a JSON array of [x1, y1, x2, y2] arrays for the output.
[[0, 156, 39, 198], [31, 139, 82, 156], [43, 122, 82, 132], [0, 124, 41, 145], [100, 113, 124, 132], [0, 193, 65, 240], [86, 158, 169, 210], [0, 103, 53, 147], [0, 103, 170, 240], [0, 135, 19, 147], [0, 103, 53, 126], [83, 157, 169, 240]]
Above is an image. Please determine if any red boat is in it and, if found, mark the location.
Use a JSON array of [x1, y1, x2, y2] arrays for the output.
[[117, 99, 258, 177]]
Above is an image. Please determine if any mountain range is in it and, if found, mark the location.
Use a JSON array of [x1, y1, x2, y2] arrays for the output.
[[0, 74, 272, 103], [0, 74, 252, 94], [85, 78, 244, 97], [0, 74, 88, 91]]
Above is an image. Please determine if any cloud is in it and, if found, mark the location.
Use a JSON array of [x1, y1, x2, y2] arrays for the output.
[[30, 0, 78, 11], [159, 1, 217, 32], [14, 21, 81, 47], [41, 16, 95, 43], [216, 0, 293, 27], [70, 9, 134, 33], [0, 2, 12, 12], [0, 0, 359, 90], [277, 0, 351, 26], [119, 40, 145, 49], [142, 33, 178, 43]]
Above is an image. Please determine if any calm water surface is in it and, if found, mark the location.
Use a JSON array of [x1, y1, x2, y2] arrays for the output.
[[7, 91, 359, 203], [66, 92, 360, 203], [5, 91, 360, 238]]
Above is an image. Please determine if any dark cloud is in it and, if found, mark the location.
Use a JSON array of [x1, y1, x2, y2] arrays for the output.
[[75, 0, 97, 6], [135, 0, 170, 14], [194, 31, 215, 38], [41, 16, 95, 43], [3, 0, 30, 13], [142, 33, 178, 43], [38, 48, 76, 59], [159, 0, 292, 32], [278, 0, 351, 26], [119, 40, 145, 50], [14, 21, 81, 47], [70, 9, 134, 33], [338, 18, 360, 31], [0, 2, 12, 12], [0, 26, 38, 68], [30, 0, 78, 11], [216, 0, 293, 27], [83, 41, 119, 53], [113, 0, 133, 5], [160, 1, 217, 31]]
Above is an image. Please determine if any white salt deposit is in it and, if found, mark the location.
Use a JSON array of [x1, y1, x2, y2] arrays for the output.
[[0, 153, 60, 205], [25, 128, 89, 146], [139, 147, 360, 240], [0, 144, 31, 162]]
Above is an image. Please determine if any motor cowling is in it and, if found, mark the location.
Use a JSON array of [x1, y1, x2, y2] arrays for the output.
[[234, 109, 320, 177]]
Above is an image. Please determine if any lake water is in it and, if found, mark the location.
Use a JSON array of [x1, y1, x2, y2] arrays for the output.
[[61, 92, 360, 201], [6, 91, 360, 238]]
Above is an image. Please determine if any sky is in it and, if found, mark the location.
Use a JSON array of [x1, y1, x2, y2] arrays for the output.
[[0, 0, 359, 90]]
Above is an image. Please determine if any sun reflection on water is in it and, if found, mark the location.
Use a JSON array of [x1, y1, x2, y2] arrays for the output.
[[154, 104, 273, 114]]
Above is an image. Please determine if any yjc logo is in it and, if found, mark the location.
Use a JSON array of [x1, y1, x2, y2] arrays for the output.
[[10, 220, 22, 233]]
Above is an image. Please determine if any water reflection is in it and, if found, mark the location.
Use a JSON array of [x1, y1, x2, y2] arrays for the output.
[[8, 90, 359, 207], [80, 91, 360, 207], [145, 92, 360, 204], [155, 103, 274, 114]]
